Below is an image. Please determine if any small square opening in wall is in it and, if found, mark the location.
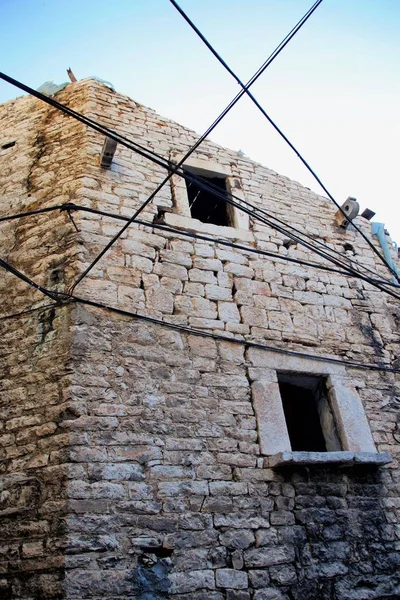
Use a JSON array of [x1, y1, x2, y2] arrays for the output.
[[278, 373, 341, 452], [184, 170, 232, 227]]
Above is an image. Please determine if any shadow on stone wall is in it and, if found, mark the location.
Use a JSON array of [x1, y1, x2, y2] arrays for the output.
[[279, 465, 400, 600]]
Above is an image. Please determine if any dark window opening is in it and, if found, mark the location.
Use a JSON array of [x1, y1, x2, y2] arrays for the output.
[[278, 373, 340, 452], [185, 173, 231, 227], [283, 238, 297, 250], [344, 242, 355, 254], [1, 141, 16, 150], [140, 546, 173, 558]]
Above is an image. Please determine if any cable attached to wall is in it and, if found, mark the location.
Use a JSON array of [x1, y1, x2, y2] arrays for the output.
[[1, 0, 321, 293], [0, 257, 61, 301], [1, 72, 394, 292], [1, 202, 399, 300], [1, 288, 397, 374], [70, 295, 400, 374], [168, 0, 399, 284]]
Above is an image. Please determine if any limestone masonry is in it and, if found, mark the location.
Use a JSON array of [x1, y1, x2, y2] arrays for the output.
[[0, 78, 399, 599]]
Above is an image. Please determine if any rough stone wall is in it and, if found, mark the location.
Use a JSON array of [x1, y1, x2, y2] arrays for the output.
[[65, 310, 400, 600], [0, 85, 88, 598], [0, 79, 399, 599]]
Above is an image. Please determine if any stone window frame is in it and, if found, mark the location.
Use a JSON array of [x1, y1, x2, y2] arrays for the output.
[[165, 155, 254, 243], [248, 348, 392, 467]]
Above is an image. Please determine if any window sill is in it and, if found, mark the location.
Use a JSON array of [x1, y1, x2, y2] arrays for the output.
[[264, 451, 392, 468], [164, 213, 254, 243]]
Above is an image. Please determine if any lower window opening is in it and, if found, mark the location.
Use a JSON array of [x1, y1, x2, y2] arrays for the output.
[[278, 373, 340, 452], [185, 173, 231, 227]]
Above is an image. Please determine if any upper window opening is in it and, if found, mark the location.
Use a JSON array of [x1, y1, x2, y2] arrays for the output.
[[1, 141, 16, 150], [278, 373, 340, 452], [184, 171, 231, 227]]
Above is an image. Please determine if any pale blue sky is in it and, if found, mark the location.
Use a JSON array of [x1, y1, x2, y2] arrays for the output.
[[1, 0, 399, 243]]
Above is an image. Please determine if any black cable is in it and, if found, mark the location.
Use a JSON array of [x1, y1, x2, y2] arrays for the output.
[[63, 202, 400, 296], [0, 73, 170, 173], [70, 295, 399, 373], [0, 204, 65, 223], [1, 291, 396, 372], [0, 176, 398, 299], [155, 172, 400, 299], [1, 77, 395, 291], [1, 199, 398, 298], [66, 0, 323, 291], [0, 170, 395, 291], [0, 302, 59, 322], [0, 257, 61, 301], [1, 74, 390, 289], [180, 170, 398, 290], [169, 0, 399, 284], [182, 167, 397, 287]]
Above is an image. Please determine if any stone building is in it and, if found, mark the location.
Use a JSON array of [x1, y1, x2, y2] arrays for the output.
[[0, 78, 399, 600]]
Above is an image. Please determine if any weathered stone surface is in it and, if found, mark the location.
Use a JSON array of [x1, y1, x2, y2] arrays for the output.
[[0, 78, 399, 600], [244, 546, 295, 567], [216, 568, 248, 589], [169, 569, 216, 593]]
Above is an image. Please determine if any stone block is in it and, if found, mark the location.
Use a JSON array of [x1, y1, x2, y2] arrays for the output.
[[244, 546, 295, 567], [209, 482, 248, 496], [240, 307, 268, 327], [157, 481, 209, 497], [248, 569, 270, 588], [169, 569, 216, 594], [224, 263, 254, 278], [153, 262, 188, 280], [218, 301, 241, 323], [160, 249, 193, 267], [205, 284, 232, 301], [189, 268, 218, 285], [216, 569, 248, 589], [193, 257, 223, 271]]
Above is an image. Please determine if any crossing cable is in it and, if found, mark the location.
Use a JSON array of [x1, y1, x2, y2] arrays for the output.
[[1, 75, 391, 289], [0, 257, 61, 301], [59, 202, 400, 298], [69, 295, 400, 373], [180, 170, 398, 289], [0, 95, 394, 289], [1, 197, 399, 299], [66, 0, 324, 292], [145, 169, 400, 296], [168, 0, 400, 284], [0, 200, 396, 289], [1, 291, 397, 373], [0, 170, 393, 289]]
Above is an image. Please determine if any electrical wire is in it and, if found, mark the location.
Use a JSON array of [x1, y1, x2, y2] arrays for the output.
[[1, 199, 399, 299], [1, 74, 392, 290], [168, 0, 399, 284], [0, 220, 396, 371], [0, 204, 66, 223], [1, 71, 397, 291], [65, 0, 324, 291], [180, 167, 397, 287], [70, 294, 400, 373], [2, 291, 396, 372], [179, 170, 400, 292], [62, 202, 400, 296], [0, 257, 61, 301], [0, 176, 389, 291], [0, 302, 59, 322]]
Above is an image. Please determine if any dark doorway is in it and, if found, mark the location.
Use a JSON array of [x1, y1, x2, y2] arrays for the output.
[[185, 174, 231, 227], [278, 374, 329, 452]]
